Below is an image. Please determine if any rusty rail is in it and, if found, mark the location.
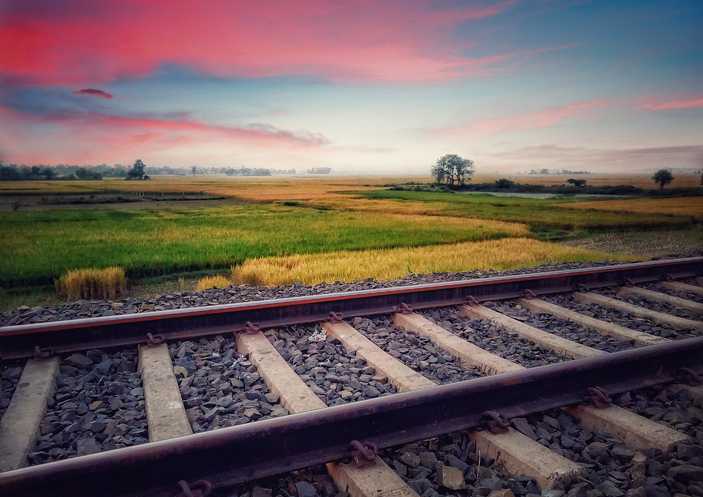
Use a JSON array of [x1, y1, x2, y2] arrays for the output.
[[1, 257, 701, 359], [1, 336, 701, 497]]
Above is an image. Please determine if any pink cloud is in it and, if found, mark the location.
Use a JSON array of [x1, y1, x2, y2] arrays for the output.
[[439, 99, 608, 136], [0, 105, 328, 163], [639, 96, 703, 111], [0, 0, 517, 84], [74, 88, 113, 99]]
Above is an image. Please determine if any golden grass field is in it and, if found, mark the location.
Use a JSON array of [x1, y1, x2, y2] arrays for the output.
[[2, 173, 701, 301], [231, 238, 634, 286], [564, 196, 703, 220]]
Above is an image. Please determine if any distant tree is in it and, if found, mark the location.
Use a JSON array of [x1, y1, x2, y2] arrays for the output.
[[192, 166, 197, 176], [652, 169, 673, 190], [566, 178, 587, 188], [126, 159, 149, 180], [495, 178, 515, 189], [431, 154, 474, 187]]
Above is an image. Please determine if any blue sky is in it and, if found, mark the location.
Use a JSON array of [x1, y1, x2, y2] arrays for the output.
[[0, 0, 701, 173]]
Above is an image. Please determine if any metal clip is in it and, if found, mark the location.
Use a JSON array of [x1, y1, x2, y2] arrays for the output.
[[174, 480, 213, 497], [465, 296, 480, 306], [395, 303, 413, 314], [576, 283, 591, 292], [328, 311, 344, 322], [350, 440, 377, 467], [33, 345, 54, 359], [664, 273, 676, 281], [244, 322, 260, 335], [587, 386, 611, 408], [145, 332, 165, 346], [523, 289, 537, 299], [480, 410, 510, 434], [677, 367, 702, 386], [624, 278, 635, 287]]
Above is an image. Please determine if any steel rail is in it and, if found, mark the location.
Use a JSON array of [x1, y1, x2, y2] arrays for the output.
[[1, 336, 701, 497], [1, 257, 701, 359]]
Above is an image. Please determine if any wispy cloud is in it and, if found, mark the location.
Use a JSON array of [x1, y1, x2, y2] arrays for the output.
[[74, 88, 113, 99], [639, 95, 703, 111], [435, 99, 608, 136], [0, 104, 329, 163], [492, 144, 703, 169]]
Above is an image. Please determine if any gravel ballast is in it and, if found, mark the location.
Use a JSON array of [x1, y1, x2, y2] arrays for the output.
[[265, 326, 397, 405], [0, 262, 630, 327], [350, 316, 482, 384], [169, 336, 288, 433], [28, 349, 147, 465], [596, 288, 701, 322], [422, 307, 567, 367], [487, 301, 634, 352], [644, 281, 703, 305], [545, 294, 693, 339]]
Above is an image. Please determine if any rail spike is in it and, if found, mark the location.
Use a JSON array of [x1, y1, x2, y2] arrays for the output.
[[587, 386, 611, 408], [174, 479, 213, 497], [33, 345, 54, 359], [677, 367, 702, 386], [395, 303, 413, 314], [244, 322, 261, 335], [350, 440, 378, 467], [145, 332, 165, 346], [328, 311, 344, 322], [480, 410, 510, 434]]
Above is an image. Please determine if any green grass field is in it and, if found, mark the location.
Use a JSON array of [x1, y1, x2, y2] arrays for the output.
[[0, 202, 528, 286], [359, 190, 693, 231]]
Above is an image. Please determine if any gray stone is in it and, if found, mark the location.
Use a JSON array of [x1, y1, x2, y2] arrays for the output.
[[439, 465, 465, 490], [65, 354, 93, 367], [295, 481, 317, 497], [400, 451, 421, 468], [599, 481, 624, 497], [669, 465, 703, 482]]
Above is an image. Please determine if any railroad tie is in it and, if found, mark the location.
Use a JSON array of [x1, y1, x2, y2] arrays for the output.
[[662, 281, 703, 298], [459, 304, 603, 359], [575, 292, 703, 331], [236, 330, 420, 497], [139, 343, 193, 442], [393, 312, 688, 453], [617, 286, 703, 315], [391, 313, 522, 376], [0, 357, 60, 472], [326, 320, 583, 489], [517, 297, 667, 346]]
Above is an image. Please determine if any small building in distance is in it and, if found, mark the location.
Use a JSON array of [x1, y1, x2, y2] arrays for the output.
[[307, 167, 332, 175]]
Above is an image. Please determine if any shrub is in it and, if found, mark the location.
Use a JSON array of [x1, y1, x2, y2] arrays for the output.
[[56, 267, 127, 300], [195, 275, 231, 291]]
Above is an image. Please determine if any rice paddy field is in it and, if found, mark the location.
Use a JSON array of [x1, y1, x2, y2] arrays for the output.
[[0, 174, 701, 303]]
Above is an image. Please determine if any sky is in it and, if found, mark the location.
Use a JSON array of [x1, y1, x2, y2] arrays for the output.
[[0, 0, 702, 174]]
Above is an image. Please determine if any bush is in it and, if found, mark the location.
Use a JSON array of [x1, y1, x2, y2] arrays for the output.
[[194, 275, 231, 291], [56, 267, 127, 300]]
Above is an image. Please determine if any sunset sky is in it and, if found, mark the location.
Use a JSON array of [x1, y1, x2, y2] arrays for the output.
[[1, 0, 701, 173]]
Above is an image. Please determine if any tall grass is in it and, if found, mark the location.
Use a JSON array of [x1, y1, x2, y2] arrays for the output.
[[231, 238, 635, 286], [55, 267, 127, 300], [194, 275, 231, 291], [563, 196, 703, 220]]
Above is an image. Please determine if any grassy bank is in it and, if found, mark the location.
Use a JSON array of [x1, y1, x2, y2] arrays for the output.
[[358, 190, 693, 230]]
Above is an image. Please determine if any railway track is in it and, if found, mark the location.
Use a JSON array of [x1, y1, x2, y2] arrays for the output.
[[0, 257, 702, 497]]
